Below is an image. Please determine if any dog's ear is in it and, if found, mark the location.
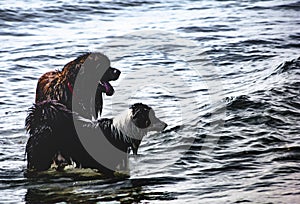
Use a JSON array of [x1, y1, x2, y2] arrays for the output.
[[132, 108, 140, 119], [130, 103, 144, 119], [130, 103, 138, 117]]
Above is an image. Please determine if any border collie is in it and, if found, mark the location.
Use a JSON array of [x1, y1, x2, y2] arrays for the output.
[[25, 100, 167, 176], [35, 52, 121, 119]]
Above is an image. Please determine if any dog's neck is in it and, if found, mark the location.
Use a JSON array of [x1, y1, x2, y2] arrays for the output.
[[113, 110, 147, 141]]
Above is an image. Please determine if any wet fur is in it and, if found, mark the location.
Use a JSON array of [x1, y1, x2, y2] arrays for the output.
[[35, 52, 120, 119], [25, 101, 167, 175]]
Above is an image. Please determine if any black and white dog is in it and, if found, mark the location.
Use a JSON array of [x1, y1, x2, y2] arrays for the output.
[[25, 100, 167, 176]]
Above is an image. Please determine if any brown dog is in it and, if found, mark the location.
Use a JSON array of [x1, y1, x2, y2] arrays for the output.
[[35, 52, 121, 118]]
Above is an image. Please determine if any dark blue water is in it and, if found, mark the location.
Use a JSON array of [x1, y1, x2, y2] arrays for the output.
[[0, 0, 299, 203]]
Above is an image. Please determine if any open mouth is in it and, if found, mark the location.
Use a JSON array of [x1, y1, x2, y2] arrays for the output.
[[98, 67, 121, 96], [100, 81, 114, 96]]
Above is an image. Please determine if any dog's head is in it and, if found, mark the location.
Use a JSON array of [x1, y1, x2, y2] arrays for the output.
[[85, 52, 121, 96], [112, 103, 167, 155], [130, 103, 167, 132], [129, 103, 167, 154], [63, 52, 121, 96]]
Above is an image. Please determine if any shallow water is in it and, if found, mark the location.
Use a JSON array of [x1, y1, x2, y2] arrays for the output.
[[0, 0, 300, 203]]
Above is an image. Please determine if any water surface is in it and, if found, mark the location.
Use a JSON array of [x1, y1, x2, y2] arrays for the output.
[[0, 0, 299, 203]]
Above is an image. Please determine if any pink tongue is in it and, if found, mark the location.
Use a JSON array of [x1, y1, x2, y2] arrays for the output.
[[102, 81, 114, 96]]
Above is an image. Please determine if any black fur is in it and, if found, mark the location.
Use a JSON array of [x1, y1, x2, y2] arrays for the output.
[[130, 103, 152, 129], [25, 100, 143, 175]]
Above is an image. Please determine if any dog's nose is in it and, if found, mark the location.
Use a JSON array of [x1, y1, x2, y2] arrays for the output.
[[163, 123, 168, 130]]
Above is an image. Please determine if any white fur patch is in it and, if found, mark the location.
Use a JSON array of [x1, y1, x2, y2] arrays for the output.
[[113, 108, 166, 141]]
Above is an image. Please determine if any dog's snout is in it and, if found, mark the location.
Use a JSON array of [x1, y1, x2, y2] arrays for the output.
[[112, 68, 121, 77], [102, 67, 121, 81], [163, 123, 168, 130]]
